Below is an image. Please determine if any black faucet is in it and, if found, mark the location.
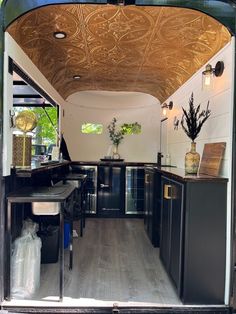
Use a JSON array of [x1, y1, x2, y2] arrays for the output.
[[157, 152, 163, 167]]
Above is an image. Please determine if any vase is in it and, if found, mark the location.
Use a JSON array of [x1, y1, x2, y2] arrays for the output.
[[112, 144, 120, 159], [185, 142, 200, 174]]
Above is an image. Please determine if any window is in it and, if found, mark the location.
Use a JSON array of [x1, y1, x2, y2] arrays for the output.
[[121, 122, 141, 135], [81, 123, 103, 134]]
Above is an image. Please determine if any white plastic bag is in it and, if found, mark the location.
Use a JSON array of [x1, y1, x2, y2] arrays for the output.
[[11, 219, 42, 299]]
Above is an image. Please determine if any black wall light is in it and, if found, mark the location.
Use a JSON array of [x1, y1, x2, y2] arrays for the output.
[[161, 101, 173, 116], [202, 61, 224, 90]]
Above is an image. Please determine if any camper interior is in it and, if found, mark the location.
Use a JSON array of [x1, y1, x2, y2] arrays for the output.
[[1, 1, 236, 313]]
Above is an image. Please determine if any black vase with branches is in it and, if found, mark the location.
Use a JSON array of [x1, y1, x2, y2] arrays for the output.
[[181, 93, 211, 174]]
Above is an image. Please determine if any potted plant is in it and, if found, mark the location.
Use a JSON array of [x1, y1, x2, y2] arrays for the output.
[[181, 93, 211, 174], [107, 117, 124, 159]]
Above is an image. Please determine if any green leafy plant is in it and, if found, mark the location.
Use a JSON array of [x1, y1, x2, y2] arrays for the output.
[[121, 122, 141, 135], [181, 93, 211, 142], [107, 118, 124, 145]]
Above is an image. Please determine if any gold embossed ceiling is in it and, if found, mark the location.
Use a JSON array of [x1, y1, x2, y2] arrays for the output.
[[7, 4, 231, 102]]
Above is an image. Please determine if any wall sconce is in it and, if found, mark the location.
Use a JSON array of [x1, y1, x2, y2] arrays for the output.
[[202, 61, 224, 90], [162, 101, 173, 116]]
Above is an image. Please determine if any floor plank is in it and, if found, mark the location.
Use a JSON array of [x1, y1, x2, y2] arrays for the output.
[[11, 218, 181, 306]]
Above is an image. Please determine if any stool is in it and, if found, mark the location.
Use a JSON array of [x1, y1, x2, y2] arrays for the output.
[[60, 173, 87, 237], [6, 184, 75, 302]]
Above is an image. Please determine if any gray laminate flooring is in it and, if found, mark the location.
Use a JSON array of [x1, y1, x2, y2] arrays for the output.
[[34, 219, 181, 305]]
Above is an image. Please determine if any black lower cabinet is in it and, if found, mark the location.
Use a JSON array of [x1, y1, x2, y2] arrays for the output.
[[97, 165, 125, 217], [182, 181, 227, 304], [160, 173, 227, 304], [160, 176, 183, 294]]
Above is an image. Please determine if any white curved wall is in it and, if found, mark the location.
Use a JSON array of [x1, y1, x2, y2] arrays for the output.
[[63, 91, 160, 162]]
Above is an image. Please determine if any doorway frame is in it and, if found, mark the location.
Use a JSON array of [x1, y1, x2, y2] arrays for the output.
[[1, 0, 236, 311]]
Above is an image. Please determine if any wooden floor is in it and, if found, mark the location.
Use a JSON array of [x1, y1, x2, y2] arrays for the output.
[[7, 218, 181, 306]]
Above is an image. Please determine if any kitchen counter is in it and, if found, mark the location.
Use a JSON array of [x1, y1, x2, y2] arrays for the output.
[[155, 166, 228, 183], [71, 161, 156, 167], [13, 160, 71, 178]]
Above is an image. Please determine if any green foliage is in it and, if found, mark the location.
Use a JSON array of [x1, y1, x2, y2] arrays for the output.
[[181, 93, 211, 142], [33, 107, 57, 143], [81, 123, 103, 134], [107, 118, 141, 145], [121, 122, 141, 135], [107, 117, 124, 145]]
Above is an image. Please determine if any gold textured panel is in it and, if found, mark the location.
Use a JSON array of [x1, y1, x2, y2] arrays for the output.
[[7, 4, 231, 102]]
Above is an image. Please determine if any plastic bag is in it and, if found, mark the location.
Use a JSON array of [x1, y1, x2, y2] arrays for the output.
[[11, 219, 42, 299]]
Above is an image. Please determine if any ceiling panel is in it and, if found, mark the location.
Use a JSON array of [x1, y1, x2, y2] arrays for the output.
[[7, 4, 231, 102]]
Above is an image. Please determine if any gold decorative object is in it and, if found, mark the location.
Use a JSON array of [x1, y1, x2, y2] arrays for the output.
[[15, 111, 37, 133], [13, 111, 37, 168], [7, 5, 230, 102]]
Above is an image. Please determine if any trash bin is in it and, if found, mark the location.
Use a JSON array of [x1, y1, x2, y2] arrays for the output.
[[39, 225, 59, 264]]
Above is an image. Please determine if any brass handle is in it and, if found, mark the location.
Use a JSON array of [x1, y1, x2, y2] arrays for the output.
[[145, 174, 149, 184], [164, 184, 172, 199]]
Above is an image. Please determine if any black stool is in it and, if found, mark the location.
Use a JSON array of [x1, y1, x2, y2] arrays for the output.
[[60, 173, 87, 237]]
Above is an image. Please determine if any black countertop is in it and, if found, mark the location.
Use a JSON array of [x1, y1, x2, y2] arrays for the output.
[[7, 184, 75, 202], [14, 161, 70, 177], [71, 161, 155, 167], [13, 160, 228, 183], [155, 166, 228, 183]]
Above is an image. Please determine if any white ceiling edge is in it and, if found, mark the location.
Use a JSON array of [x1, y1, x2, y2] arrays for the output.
[[66, 90, 160, 110]]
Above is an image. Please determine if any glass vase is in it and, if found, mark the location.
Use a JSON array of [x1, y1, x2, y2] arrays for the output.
[[112, 144, 120, 159], [185, 142, 200, 174]]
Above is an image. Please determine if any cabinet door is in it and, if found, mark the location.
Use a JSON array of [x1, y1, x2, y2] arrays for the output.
[[144, 171, 150, 229], [160, 177, 171, 268], [126, 167, 144, 214], [169, 181, 184, 294], [97, 166, 125, 217]]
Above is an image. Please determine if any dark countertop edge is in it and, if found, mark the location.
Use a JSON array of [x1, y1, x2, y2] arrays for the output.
[[71, 161, 156, 166], [155, 167, 228, 183], [7, 184, 75, 202], [13, 161, 71, 177]]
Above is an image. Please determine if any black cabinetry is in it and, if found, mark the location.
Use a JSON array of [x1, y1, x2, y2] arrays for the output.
[[97, 165, 125, 217], [144, 167, 161, 247], [125, 167, 144, 214], [160, 176, 184, 294], [182, 180, 227, 304], [160, 170, 227, 304]]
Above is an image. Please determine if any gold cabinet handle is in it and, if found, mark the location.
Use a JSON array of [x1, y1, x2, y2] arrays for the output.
[[164, 184, 172, 199]]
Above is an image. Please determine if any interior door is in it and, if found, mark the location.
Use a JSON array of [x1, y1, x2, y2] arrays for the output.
[[97, 166, 125, 217]]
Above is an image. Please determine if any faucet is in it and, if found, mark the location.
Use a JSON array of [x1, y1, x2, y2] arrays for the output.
[[158, 117, 168, 167], [157, 152, 163, 167]]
